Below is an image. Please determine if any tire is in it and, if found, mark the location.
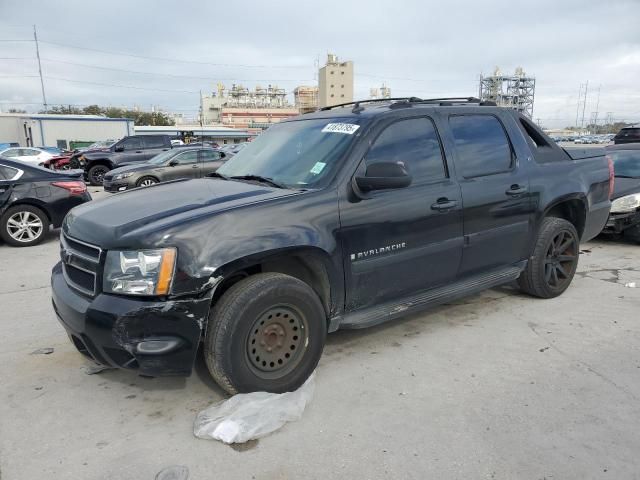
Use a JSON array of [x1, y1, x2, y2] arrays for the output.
[[204, 272, 326, 394], [518, 217, 580, 298], [0, 205, 49, 247], [136, 176, 158, 188], [623, 224, 640, 244], [87, 164, 110, 186]]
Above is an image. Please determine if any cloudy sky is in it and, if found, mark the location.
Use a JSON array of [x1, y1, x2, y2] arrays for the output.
[[1, 0, 638, 128]]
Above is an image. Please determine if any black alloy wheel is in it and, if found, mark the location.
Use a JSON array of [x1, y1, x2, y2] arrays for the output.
[[543, 230, 578, 289]]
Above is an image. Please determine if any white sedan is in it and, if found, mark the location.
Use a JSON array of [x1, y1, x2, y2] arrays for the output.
[[0, 147, 54, 167]]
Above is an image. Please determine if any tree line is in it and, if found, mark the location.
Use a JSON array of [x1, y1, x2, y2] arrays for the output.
[[37, 105, 175, 126]]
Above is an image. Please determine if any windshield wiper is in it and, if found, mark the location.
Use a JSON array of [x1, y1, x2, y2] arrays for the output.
[[207, 171, 229, 180], [615, 174, 639, 179], [229, 175, 287, 189]]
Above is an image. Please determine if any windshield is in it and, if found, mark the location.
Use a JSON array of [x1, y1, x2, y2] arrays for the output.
[[88, 140, 116, 149], [610, 150, 640, 178], [147, 149, 181, 165], [217, 118, 362, 188]]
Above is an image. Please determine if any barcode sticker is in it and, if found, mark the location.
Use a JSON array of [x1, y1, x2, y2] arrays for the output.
[[321, 123, 360, 135]]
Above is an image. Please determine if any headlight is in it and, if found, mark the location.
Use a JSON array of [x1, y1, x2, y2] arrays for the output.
[[103, 248, 176, 295], [610, 193, 640, 214], [114, 172, 134, 180]]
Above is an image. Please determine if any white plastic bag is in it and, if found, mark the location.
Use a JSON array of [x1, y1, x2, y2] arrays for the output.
[[194, 373, 315, 444]]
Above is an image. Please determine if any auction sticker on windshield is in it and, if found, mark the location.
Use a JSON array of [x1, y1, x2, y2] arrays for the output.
[[321, 123, 360, 135]]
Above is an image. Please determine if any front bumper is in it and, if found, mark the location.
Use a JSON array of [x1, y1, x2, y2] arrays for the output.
[[103, 178, 133, 192], [51, 262, 212, 376], [602, 210, 640, 235]]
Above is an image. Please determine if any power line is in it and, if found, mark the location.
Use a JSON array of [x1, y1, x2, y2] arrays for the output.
[[44, 75, 201, 94], [38, 57, 315, 83], [0, 39, 34, 42], [38, 39, 310, 69]]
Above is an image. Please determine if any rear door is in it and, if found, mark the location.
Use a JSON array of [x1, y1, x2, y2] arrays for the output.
[[199, 150, 225, 176], [142, 136, 171, 160], [162, 150, 201, 181], [118, 137, 147, 163], [339, 115, 463, 310], [445, 113, 532, 276], [0, 164, 20, 208]]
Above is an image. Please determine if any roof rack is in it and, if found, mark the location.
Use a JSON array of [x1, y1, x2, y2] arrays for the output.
[[319, 97, 423, 112], [318, 96, 496, 113]]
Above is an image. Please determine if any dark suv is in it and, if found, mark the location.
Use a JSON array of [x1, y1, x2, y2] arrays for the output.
[[51, 97, 613, 394], [79, 135, 173, 186], [614, 127, 640, 145]]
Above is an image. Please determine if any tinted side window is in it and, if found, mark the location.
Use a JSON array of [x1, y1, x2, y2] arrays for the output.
[[2, 149, 20, 158], [121, 138, 144, 151], [450, 115, 512, 178], [0, 165, 19, 180], [201, 150, 222, 162], [173, 151, 199, 165], [145, 136, 167, 148], [365, 117, 446, 184]]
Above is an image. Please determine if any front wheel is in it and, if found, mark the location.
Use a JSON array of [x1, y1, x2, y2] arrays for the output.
[[204, 273, 326, 394], [87, 164, 110, 186], [136, 176, 158, 188], [518, 217, 580, 298]]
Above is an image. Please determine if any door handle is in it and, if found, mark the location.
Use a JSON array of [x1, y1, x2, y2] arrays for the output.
[[431, 198, 458, 211], [191, 164, 199, 168], [135, 150, 142, 153], [506, 184, 528, 196]]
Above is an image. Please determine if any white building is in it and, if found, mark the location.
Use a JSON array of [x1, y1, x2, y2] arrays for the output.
[[0, 113, 134, 149], [134, 125, 257, 144]]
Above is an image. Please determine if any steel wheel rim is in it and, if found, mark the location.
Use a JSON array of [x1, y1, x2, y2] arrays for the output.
[[6, 211, 43, 242], [140, 178, 156, 187], [91, 167, 107, 183], [544, 229, 577, 289], [246, 305, 308, 379]]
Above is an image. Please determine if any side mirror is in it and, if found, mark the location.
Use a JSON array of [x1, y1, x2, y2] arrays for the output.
[[355, 162, 412, 192], [114, 145, 124, 152], [168, 159, 179, 166]]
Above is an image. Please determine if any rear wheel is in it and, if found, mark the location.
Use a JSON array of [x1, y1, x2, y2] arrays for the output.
[[518, 217, 580, 298], [0, 205, 49, 247], [136, 176, 158, 188], [88, 164, 109, 186], [204, 272, 326, 394], [623, 224, 640, 244]]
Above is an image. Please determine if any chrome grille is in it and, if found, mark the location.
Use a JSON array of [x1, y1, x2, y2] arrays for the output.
[[60, 233, 102, 296]]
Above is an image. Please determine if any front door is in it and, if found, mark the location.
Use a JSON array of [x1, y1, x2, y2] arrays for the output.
[[446, 113, 532, 276], [163, 150, 201, 181], [339, 116, 463, 311]]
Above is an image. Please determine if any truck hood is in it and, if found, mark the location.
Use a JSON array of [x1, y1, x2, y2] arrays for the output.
[[63, 178, 300, 246], [612, 176, 640, 199]]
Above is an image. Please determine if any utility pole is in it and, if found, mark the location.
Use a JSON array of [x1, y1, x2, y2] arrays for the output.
[[33, 25, 48, 111], [575, 83, 583, 128], [592, 84, 601, 130], [580, 80, 589, 129]]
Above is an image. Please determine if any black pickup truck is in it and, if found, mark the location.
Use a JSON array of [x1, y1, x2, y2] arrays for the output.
[[51, 97, 613, 394], [78, 135, 173, 185]]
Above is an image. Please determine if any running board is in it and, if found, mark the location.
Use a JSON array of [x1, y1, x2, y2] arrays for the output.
[[334, 262, 526, 331]]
